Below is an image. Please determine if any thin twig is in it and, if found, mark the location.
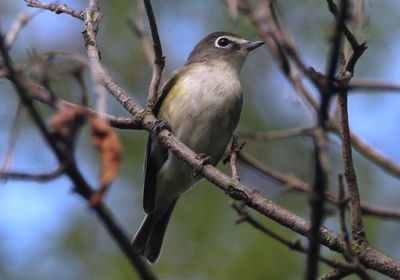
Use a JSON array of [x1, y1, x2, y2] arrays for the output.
[[348, 80, 400, 93], [338, 90, 366, 242], [0, 102, 23, 179], [72, 66, 89, 107], [337, 175, 373, 280], [237, 150, 400, 220], [232, 203, 365, 273], [328, 121, 400, 178], [318, 269, 352, 280], [5, 11, 40, 49], [238, 127, 315, 141], [143, 0, 165, 111], [127, 0, 154, 65], [237, 0, 318, 112], [327, 0, 368, 244], [0, 167, 64, 182], [338, 175, 352, 260], [83, 0, 106, 116], [24, 0, 84, 20]]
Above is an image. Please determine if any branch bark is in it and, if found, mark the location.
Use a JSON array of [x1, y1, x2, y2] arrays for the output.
[[143, 0, 165, 111]]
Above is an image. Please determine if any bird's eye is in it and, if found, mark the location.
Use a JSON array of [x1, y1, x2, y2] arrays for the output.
[[216, 37, 231, 48]]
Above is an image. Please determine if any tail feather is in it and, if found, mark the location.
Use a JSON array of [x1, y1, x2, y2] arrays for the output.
[[132, 199, 178, 263], [131, 213, 154, 255], [145, 200, 177, 263]]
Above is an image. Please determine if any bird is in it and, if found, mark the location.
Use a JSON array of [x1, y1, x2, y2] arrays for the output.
[[131, 31, 264, 263]]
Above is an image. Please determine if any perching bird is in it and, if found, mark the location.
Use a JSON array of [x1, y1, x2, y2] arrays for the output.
[[132, 31, 264, 263]]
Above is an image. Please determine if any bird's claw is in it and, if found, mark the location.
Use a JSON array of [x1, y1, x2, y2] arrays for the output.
[[151, 119, 171, 135]]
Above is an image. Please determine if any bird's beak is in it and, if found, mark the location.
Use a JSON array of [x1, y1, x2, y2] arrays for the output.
[[243, 40, 265, 51]]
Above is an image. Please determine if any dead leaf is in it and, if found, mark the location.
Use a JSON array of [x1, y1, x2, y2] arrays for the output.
[[88, 115, 122, 197], [49, 106, 86, 148], [50, 107, 122, 206]]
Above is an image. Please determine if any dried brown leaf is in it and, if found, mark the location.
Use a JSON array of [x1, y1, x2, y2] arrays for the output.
[[89, 115, 122, 193], [49, 106, 86, 146]]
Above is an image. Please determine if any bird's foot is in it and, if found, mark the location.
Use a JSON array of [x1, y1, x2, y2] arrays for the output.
[[151, 119, 171, 135]]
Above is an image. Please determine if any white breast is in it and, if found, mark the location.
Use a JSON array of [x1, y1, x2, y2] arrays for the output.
[[160, 60, 243, 164]]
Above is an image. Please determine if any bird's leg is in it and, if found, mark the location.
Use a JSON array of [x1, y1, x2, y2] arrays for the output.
[[151, 119, 171, 135]]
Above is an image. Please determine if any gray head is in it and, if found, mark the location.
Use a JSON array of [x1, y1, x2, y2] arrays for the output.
[[185, 31, 264, 69]]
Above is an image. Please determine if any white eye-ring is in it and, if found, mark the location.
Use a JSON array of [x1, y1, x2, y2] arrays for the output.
[[215, 36, 231, 48]]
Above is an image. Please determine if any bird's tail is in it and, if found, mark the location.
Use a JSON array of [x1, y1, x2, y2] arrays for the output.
[[131, 200, 177, 263]]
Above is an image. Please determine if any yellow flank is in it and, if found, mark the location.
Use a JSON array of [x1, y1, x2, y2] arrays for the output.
[[158, 82, 187, 117]]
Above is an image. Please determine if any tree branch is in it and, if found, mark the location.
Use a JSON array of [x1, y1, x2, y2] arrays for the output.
[[238, 127, 315, 141], [127, 0, 154, 66], [348, 80, 400, 93], [237, 150, 400, 220], [143, 0, 165, 111], [24, 0, 84, 20], [0, 167, 64, 182], [83, 0, 106, 115], [328, 0, 368, 244], [4, 11, 40, 49], [337, 175, 373, 280], [232, 203, 363, 273], [318, 269, 352, 280]]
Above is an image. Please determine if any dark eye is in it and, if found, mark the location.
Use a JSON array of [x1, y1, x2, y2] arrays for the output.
[[216, 37, 230, 47]]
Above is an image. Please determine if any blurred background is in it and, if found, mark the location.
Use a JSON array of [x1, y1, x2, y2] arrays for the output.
[[1, 0, 400, 279]]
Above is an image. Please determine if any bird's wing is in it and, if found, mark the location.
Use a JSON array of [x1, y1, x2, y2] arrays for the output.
[[142, 70, 181, 213]]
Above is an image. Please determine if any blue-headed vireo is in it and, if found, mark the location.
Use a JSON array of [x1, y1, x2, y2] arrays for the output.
[[132, 31, 264, 263]]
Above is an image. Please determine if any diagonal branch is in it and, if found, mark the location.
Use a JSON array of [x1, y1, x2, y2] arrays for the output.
[[232, 203, 367, 274], [237, 150, 400, 220], [5, 11, 40, 49]]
